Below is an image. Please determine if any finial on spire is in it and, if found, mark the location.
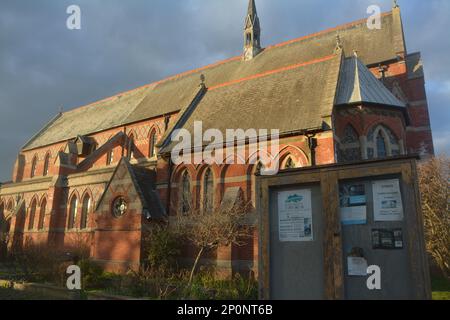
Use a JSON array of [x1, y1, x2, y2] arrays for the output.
[[393, 0, 399, 8]]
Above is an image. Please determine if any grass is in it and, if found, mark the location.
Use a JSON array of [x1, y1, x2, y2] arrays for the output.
[[0, 286, 48, 300], [431, 274, 450, 300]]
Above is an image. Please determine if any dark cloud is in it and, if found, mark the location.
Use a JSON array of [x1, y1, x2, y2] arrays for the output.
[[0, 0, 449, 181]]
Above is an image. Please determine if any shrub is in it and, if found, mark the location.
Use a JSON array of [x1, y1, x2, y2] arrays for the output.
[[418, 156, 450, 279], [183, 269, 258, 300], [7, 240, 63, 283], [77, 259, 104, 290], [142, 224, 181, 273]]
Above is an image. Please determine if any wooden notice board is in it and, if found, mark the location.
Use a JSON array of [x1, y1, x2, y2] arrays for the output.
[[256, 156, 431, 300]]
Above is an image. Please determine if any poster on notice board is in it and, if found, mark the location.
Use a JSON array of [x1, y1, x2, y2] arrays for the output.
[[339, 183, 367, 225], [278, 189, 313, 242], [372, 179, 404, 222]]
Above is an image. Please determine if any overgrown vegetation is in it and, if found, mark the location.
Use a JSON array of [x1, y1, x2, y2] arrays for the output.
[[0, 204, 257, 300], [418, 156, 450, 280], [174, 202, 252, 287]]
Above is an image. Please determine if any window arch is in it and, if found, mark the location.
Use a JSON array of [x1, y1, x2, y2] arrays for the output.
[[338, 124, 362, 163], [80, 194, 91, 230], [67, 195, 78, 230], [28, 199, 37, 231], [31, 155, 38, 178], [203, 168, 214, 213], [281, 156, 297, 170], [38, 198, 47, 230], [149, 130, 157, 158], [367, 124, 401, 159], [180, 171, 192, 215], [43, 153, 50, 176]]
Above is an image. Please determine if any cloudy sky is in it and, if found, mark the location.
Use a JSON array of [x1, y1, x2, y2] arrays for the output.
[[0, 0, 449, 181]]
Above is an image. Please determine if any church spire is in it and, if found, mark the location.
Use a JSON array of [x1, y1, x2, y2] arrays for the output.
[[243, 0, 261, 61]]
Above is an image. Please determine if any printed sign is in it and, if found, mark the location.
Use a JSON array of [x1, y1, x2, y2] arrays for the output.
[[372, 228, 404, 250], [373, 179, 404, 222], [339, 183, 367, 225], [278, 189, 313, 242], [347, 257, 369, 276]]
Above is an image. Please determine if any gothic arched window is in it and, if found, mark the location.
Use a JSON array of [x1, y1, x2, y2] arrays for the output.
[[149, 130, 157, 158], [31, 156, 38, 178], [338, 125, 362, 163], [367, 125, 401, 159], [68, 196, 78, 230], [28, 199, 37, 231], [376, 132, 387, 158], [43, 153, 50, 176], [80, 194, 91, 230], [38, 198, 46, 230], [181, 171, 191, 215], [203, 168, 214, 213]]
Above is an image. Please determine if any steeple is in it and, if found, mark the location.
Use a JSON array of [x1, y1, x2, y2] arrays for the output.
[[243, 0, 261, 61]]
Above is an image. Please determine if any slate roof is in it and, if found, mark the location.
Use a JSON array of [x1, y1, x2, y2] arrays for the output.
[[22, 10, 404, 151], [95, 158, 166, 220], [128, 163, 166, 220], [161, 54, 342, 152], [335, 56, 406, 108]]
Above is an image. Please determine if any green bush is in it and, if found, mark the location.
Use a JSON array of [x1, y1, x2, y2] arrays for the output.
[[142, 225, 181, 273], [7, 241, 63, 283], [77, 259, 104, 290], [183, 269, 258, 300]]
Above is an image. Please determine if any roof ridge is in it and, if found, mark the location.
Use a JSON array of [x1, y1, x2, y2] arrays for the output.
[[267, 11, 392, 51], [58, 11, 393, 115]]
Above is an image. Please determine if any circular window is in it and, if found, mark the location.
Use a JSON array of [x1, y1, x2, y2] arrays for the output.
[[112, 197, 128, 218]]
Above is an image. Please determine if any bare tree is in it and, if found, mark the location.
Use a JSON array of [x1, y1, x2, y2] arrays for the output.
[[173, 202, 252, 287], [418, 156, 450, 279]]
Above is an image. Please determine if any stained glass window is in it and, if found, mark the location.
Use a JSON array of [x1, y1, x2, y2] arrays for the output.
[[203, 168, 214, 213], [181, 171, 191, 215], [28, 200, 37, 231], [376, 132, 387, 158], [68, 196, 78, 230], [80, 195, 91, 230], [38, 199, 46, 230]]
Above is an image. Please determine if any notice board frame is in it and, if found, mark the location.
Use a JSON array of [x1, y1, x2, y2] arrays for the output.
[[256, 156, 431, 300]]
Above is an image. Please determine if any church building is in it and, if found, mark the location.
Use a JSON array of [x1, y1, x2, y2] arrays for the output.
[[0, 1, 434, 274]]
